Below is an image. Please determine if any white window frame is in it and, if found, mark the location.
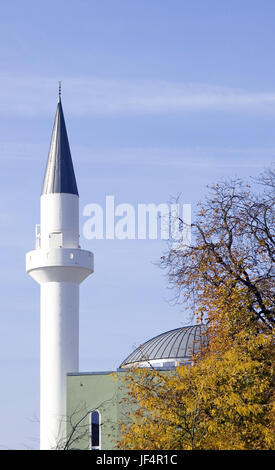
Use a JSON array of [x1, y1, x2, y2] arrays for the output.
[[89, 409, 101, 450]]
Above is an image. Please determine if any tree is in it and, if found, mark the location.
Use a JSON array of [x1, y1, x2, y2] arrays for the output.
[[117, 330, 274, 450], [163, 171, 274, 345], [54, 396, 115, 450], [55, 404, 93, 450], [117, 168, 275, 450]]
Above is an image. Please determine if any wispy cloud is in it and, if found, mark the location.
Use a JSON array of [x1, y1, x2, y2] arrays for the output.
[[0, 76, 275, 117], [1, 139, 274, 169], [74, 145, 275, 169]]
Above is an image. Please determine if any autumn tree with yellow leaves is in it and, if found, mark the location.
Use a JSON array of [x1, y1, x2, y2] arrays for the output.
[[117, 168, 275, 450]]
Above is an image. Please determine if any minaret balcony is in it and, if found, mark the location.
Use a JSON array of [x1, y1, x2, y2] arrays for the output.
[[26, 247, 93, 284]]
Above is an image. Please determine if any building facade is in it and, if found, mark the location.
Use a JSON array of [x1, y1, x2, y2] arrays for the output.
[[65, 325, 206, 450]]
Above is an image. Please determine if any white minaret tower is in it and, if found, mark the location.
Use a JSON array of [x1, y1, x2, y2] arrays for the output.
[[26, 86, 93, 450]]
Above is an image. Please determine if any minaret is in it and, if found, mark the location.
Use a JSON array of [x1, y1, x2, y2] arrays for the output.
[[26, 87, 93, 450]]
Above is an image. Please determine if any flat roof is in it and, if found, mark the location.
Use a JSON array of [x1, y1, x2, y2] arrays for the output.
[[67, 370, 122, 376]]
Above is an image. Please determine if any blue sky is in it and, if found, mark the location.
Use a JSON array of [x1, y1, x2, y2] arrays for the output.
[[0, 0, 274, 449]]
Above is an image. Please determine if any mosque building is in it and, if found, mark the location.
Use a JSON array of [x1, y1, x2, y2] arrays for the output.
[[26, 90, 205, 450]]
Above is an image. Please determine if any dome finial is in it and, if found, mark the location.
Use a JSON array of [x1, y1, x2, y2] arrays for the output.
[[58, 81, 61, 102]]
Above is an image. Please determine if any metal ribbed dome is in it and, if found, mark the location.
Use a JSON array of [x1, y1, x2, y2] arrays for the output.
[[120, 324, 206, 368]]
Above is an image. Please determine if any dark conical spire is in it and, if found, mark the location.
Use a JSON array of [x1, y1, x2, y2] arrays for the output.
[[41, 92, 78, 196]]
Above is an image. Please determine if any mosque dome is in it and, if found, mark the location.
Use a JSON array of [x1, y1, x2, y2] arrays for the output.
[[120, 324, 207, 369]]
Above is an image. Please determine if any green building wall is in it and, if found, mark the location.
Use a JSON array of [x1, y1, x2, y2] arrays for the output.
[[66, 371, 126, 450]]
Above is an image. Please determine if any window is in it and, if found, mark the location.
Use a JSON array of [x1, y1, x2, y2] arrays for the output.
[[90, 410, 100, 450], [152, 362, 162, 368], [164, 361, 176, 369]]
